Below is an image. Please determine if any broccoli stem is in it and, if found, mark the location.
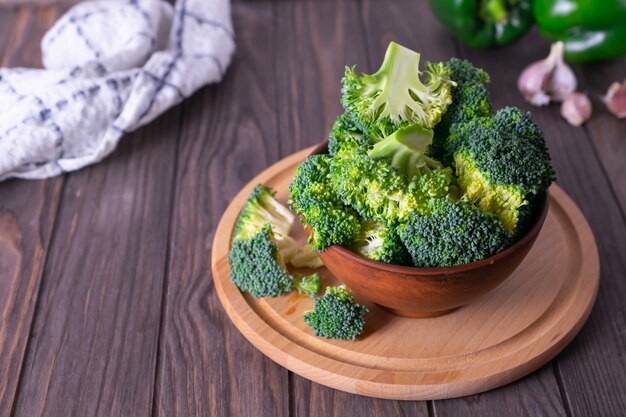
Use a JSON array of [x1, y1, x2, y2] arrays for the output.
[[370, 42, 429, 123], [368, 124, 440, 179]]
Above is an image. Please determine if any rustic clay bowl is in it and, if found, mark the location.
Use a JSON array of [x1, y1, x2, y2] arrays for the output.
[[309, 141, 550, 318]]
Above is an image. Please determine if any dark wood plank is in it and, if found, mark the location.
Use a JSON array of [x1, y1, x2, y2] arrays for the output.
[[455, 28, 626, 417], [0, 7, 65, 417], [275, 0, 369, 153], [11, 102, 181, 416], [576, 59, 626, 211], [360, 1, 569, 416], [292, 376, 428, 417], [152, 2, 290, 417], [275, 1, 428, 415], [434, 365, 566, 417]]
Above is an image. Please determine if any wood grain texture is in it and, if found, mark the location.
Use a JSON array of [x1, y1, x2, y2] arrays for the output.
[[577, 59, 626, 211], [0, 7, 64, 417], [274, 0, 369, 155], [10, 106, 181, 417], [272, 1, 425, 414], [211, 148, 599, 400], [152, 3, 290, 417], [359, 0, 571, 414], [456, 28, 626, 417]]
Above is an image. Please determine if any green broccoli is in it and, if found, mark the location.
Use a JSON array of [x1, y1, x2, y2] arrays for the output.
[[341, 42, 454, 133], [234, 184, 295, 244], [330, 148, 453, 225], [448, 107, 555, 232], [289, 155, 362, 251], [400, 198, 511, 267], [328, 114, 372, 158], [350, 220, 412, 265], [292, 273, 322, 298], [229, 185, 300, 297], [229, 224, 293, 297], [368, 124, 442, 180], [304, 286, 369, 340], [432, 59, 493, 162]]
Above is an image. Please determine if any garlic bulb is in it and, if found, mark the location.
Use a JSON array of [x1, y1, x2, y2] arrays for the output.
[[518, 42, 577, 106], [603, 79, 626, 119], [560, 93, 592, 126]]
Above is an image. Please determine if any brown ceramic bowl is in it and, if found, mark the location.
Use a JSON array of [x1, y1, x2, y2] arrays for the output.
[[309, 141, 550, 318]]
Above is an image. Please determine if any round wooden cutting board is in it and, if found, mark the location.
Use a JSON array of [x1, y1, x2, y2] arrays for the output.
[[211, 146, 600, 401]]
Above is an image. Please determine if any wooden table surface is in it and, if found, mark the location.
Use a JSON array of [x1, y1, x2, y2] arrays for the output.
[[0, 0, 624, 416]]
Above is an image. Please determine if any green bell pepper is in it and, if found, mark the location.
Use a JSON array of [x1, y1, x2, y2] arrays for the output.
[[429, 0, 534, 48], [534, 0, 626, 62]]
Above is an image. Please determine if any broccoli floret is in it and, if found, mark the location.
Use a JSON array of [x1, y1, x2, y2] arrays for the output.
[[229, 185, 301, 297], [304, 286, 369, 340], [292, 273, 321, 298], [329, 114, 371, 158], [229, 224, 294, 297], [368, 124, 442, 180], [330, 148, 453, 225], [289, 155, 362, 251], [289, 244, 324, 269], [432, 59, 493, 161], [446, 58, 490, 86], [234, 184, 295, 243], [341, 42, 454, 133], [448, 107, 555, 232], [350, 220, 412, 265], [400, 198, 511, 267]]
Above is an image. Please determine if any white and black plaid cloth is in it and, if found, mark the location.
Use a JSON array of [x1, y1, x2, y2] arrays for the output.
[[0, 0, 235, 180]]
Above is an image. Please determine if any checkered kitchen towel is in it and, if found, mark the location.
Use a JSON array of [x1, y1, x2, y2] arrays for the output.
[[0, 0, 235, 180]]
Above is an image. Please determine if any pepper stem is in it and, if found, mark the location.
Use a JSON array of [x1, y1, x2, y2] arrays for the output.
[[481, 0, 508, 24]]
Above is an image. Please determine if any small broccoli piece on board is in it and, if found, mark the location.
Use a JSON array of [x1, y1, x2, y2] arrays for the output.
[[229, 224, 294, 297], [229, 185, 300, 298], [341, 42, 454, 133], [400, 198, 512, 267], [292, 273, 322, 298], [304, 286, 369, 340]]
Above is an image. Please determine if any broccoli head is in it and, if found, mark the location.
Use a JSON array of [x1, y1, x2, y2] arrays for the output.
[[229, 224, 294, 297], [328, 114, 371, 158], [448, 107, 555, 232], [304, 286, 369, 340], [229, 185, 327, 298], [289, 155, 362, 251], [330, 148, 453, 225], [341, 42, 454, 133], [400, 198, 511, 267], [432, 59, 493, 161], [350, 220, 412, 265]]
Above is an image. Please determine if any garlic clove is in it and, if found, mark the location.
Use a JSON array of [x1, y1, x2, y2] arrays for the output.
[[518, 42, 577, 106], [603, 78, 626, 118], [560, 93, 592, 126]]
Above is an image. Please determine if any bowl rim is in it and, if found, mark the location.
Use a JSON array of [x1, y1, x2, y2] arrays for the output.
[[309, 140, 551, 276]]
